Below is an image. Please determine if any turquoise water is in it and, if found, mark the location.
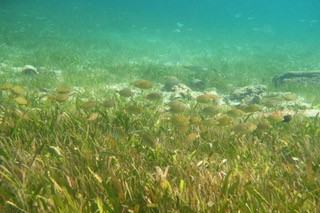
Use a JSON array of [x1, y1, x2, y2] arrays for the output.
[[1, 0, 320, 78], [1, 3, 320, 212]]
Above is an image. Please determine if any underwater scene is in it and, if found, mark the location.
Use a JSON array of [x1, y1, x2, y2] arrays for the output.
[[1, 0, 320, 212]]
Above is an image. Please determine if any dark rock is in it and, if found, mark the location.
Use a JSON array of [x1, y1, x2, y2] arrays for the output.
[[22, 65, 38, 75], [282, 114, 293, 122], [273, 70, 320, 86]]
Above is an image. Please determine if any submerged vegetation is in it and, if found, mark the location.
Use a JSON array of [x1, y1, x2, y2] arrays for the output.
[[1, 4, 320, 210], [0, 71, 320, 212]]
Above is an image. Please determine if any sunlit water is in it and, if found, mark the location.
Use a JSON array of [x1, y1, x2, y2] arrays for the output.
[[1, 0, 319, 72]]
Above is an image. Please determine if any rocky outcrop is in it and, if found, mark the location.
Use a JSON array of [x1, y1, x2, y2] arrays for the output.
[[226, 84, 267, 103]]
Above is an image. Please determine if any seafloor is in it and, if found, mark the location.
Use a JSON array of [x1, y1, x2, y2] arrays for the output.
[[1, 2, 320, 212]]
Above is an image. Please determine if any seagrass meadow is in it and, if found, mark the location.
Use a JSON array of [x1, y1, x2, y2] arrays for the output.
[[1, 0, 320, 212], [0, 65, 320, 212]]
